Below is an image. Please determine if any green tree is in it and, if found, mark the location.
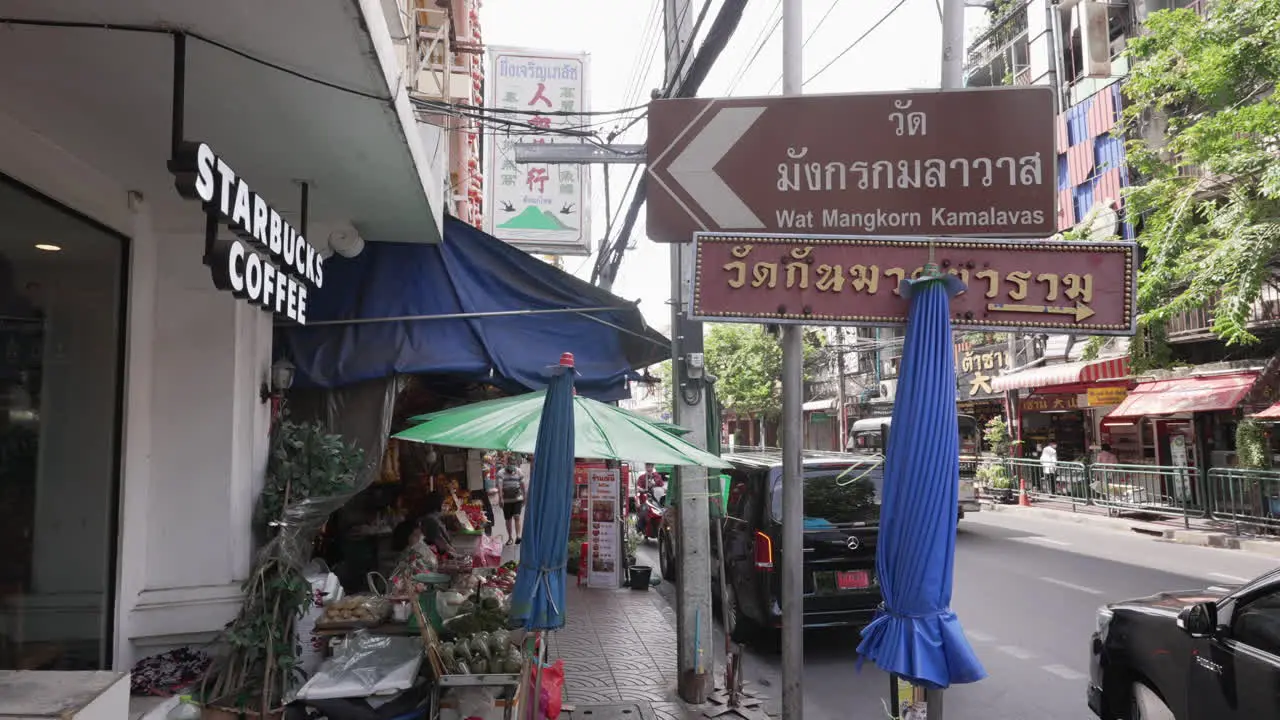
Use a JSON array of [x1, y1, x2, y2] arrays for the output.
[[1120, 0, 1280, 348], [652, 360, 673, 416], [703, 324, 823, 419]]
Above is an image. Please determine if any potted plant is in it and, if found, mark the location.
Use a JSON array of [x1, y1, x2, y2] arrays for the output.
[[980, 464, 1015, 503], [624, 525, 641, 570], [200, 418, 366, 717]]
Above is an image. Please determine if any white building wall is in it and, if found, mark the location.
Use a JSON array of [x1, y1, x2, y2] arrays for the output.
[[0, 107, 272, 669]]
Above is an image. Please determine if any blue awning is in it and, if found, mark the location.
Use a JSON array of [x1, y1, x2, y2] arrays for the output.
[[279, 216, 669, 401]]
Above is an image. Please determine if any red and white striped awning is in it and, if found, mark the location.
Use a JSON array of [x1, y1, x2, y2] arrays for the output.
[[991, 356, 1131, 392], [1252, 401, 1280, 420]]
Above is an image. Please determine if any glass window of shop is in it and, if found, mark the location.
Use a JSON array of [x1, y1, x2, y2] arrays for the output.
[[0, 175, 125, 671]]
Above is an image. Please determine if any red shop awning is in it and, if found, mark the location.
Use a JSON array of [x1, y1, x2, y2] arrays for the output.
[[1106, 372, 1260, 420], [1252, 401, 1280, 420], [992, 355, 1131, 392]]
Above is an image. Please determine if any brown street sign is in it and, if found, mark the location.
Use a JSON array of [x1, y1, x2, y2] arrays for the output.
[[646, 87, 1056, 242], [691, 234, 1137, 335]]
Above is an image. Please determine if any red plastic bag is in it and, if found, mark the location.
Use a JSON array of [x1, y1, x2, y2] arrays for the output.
[[533, 658, 565, 720]]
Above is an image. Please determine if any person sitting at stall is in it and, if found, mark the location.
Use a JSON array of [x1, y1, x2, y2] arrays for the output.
[[420, 491, 457, 556], [389, 518, 438, 595]]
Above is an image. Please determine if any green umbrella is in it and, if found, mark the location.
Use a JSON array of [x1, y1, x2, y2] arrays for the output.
[[396, 390, 731, 469], [612, 405, 691, 436]]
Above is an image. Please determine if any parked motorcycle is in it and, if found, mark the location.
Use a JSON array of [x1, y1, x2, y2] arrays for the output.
[[635, 485, 667, 542]]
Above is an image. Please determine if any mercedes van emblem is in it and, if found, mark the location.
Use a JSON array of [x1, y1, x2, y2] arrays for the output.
[[846, 536, 861, 550]]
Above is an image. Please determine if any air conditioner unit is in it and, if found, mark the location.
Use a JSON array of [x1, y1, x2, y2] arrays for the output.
[[879, 380, 898, 402], [1079, 1, 1113, 79]]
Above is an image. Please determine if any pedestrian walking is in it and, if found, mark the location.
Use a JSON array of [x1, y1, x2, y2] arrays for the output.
[[1040, 441, 1059, 493], [498, 454, 527, 545]]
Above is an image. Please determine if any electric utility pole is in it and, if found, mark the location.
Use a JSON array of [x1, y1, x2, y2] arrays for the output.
[[665, 0, 714, 704], [778, 1, 805, 719]]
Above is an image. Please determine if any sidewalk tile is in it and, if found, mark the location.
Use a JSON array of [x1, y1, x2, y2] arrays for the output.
[[551, 581, 709, 718]]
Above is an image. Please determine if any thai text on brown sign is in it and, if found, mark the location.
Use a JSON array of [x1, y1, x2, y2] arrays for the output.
[[691, 234, 1137, 335], [645, 87, 1056, 241], [1021, 395, 1080, 412]]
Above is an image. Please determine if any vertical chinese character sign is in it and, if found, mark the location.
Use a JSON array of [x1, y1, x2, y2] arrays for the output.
[[485, 47, 591, 256]]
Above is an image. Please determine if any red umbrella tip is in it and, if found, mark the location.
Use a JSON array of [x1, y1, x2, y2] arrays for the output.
[[559, 352, 575, 368]]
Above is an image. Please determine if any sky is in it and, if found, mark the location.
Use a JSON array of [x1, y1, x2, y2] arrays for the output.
[[480, 0, 992, 331]]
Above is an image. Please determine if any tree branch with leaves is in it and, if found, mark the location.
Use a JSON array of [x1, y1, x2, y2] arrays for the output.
[[703, 324, 824, 419], [1120, 0, 1280, 349]]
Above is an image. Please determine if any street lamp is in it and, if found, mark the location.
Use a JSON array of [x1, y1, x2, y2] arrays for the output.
[[260, 358, 296, 402]]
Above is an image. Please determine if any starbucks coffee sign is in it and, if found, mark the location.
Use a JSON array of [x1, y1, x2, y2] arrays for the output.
[[171, 141, 323, 324]]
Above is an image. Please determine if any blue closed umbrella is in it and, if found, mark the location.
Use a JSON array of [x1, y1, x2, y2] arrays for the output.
[[856, 264, 986, 690], [508, 353, 576, 630]]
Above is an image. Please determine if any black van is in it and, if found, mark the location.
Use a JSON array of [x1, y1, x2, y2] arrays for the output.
[[707, 449, 884, 639]]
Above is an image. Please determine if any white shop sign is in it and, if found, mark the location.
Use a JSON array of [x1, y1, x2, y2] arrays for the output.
[[586, 467, 620, 588]]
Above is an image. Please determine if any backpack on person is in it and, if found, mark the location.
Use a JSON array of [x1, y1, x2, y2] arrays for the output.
[[500, 467, 524, 503]]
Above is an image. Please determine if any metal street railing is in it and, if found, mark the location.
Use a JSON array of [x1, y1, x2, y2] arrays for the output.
[[1089, 463, 1206, 527], [1207, 467, 1280, 534], [1005, 458, 1090, 509]]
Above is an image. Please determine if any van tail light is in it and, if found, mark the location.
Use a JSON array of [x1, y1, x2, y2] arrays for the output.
[[753, 531, 775, 571]]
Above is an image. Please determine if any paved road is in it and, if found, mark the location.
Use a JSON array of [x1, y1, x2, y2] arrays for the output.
[[643, 508, 1280, 720]]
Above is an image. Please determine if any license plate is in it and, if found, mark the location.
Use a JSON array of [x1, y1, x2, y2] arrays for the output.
[[836, 570, 870, 590]]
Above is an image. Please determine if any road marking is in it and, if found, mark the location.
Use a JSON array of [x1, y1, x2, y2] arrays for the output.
[[966, 630, 995, 643], [1018, 536, 1071, 547], [998, 646, 1036, 660], [1040, 576, 1104, 595], [1042, 664, 1087, 681], [1210, 572, 1249, 583]]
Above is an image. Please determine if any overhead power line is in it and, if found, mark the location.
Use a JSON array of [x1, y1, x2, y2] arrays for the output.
[[592, 0, 751, 289], [767, 0, 846, 94], [804, 0, 910, 87]]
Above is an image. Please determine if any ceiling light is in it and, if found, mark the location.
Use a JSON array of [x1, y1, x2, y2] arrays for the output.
[[34, 244, 62, 252]]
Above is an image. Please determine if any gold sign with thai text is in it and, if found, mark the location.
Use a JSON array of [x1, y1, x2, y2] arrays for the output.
[[1087, 387, 1129, 407], [1020, 395, 1080, 413], [691, 234, 1138, 335]]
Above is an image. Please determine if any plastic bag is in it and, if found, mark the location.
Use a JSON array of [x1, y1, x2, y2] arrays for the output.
[[476, 535, 504, 568], [294, 631, 422, 701], [534, 659, 565, 720], [452, 686, 497, 719], [437, 590, 468, 620], [297, 560, 342, 675], [438, 554, 475, 575], [319, 594, 390, 626]]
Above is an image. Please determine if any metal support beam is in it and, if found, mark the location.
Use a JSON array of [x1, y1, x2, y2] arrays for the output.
[[514, 143, 646, 164]]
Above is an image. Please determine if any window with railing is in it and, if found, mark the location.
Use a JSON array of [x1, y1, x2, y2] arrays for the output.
[[964, 0, 1031, 87], [1166, 282, 1280, 341]]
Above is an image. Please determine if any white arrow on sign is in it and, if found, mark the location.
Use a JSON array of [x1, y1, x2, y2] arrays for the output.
[[665, 106, 766, 229]]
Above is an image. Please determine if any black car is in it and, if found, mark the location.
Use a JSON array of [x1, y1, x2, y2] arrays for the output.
[[1090, 567, 1280, 719], [660, 449, 884, 640]]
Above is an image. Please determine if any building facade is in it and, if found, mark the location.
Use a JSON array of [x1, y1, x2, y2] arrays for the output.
[[0, 0, 477, 673], [969, 0, 1279, 471]]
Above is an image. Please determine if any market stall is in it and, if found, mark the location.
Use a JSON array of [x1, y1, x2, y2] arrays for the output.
[[293, 556, 531, 720]]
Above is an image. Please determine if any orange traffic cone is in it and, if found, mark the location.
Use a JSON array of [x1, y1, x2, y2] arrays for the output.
[[1018, 478, 1032, 506]]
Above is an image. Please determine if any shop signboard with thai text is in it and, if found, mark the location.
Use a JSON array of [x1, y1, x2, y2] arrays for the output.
[[1087, 387, 1129, 407], [691, 234, 1138, 335], [486, 47, 591, 256], [646, 87, 1055, 242], [170, 141, 323, 325], [587, 467, 619, 588], [1020, 395, 1080, 413], [955, 342, 1010, 401]]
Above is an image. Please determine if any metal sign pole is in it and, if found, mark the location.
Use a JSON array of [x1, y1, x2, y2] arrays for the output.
[[779, 3, 805, 720], [924, 2, 967, 717]]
